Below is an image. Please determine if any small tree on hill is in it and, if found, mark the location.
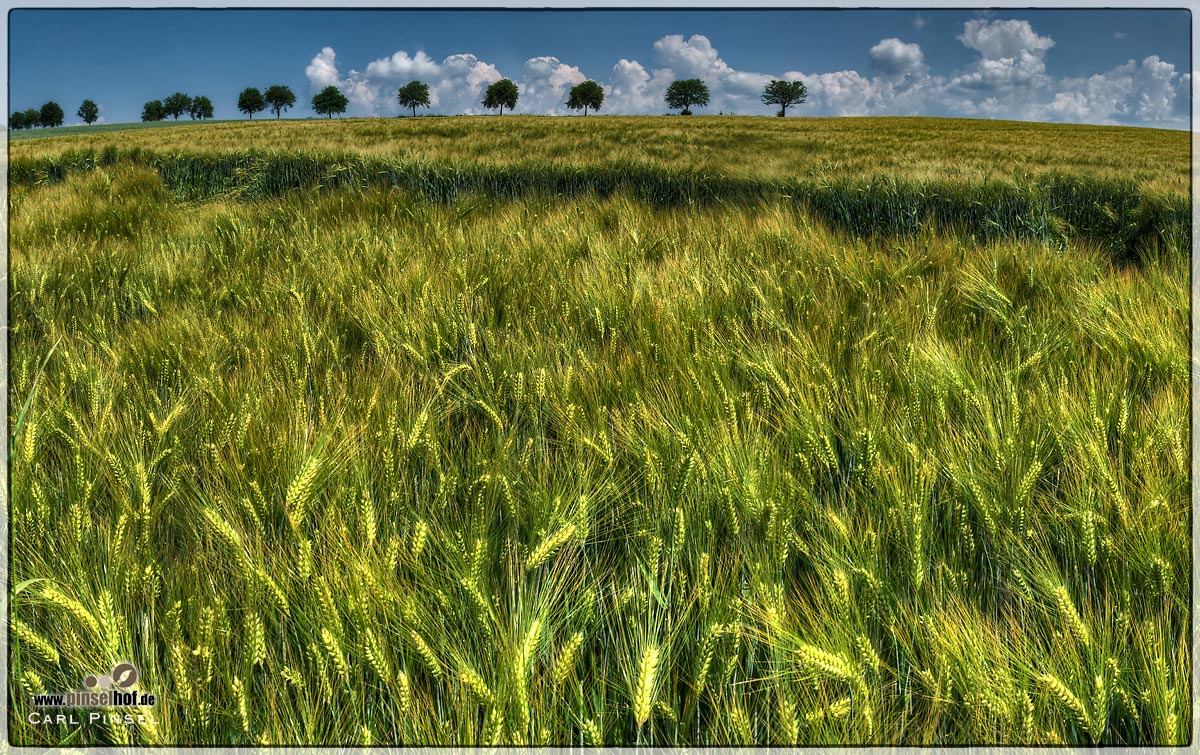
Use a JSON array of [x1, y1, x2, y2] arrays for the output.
[[312, 85, 348, 118], [23, 108, 40, 128], [189, 95, 214, 119], [164, 92, 192, 120], [397, 80, 431, 117], [761, 79, 807, 117], [264, 85, 296, 119], [142, 100, 167, 122], [482, 78, 519, 115], [665, 79, 709, 115], [9, 111, 26, 129], [77, 99, 100, 125], [39, 101, 65, 128], [566, 80, 604, 115], [237, 87, 266, 119]]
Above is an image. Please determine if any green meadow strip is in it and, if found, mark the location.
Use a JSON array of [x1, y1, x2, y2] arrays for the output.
[[10, 147, 1190, 259]]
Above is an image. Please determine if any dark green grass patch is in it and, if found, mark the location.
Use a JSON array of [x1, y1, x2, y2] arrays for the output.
[[11, 147, 1191, 262]]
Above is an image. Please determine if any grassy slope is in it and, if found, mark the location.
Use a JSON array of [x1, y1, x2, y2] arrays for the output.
[[7, 119, 1192, 747], [10, 115, 1189, 193]]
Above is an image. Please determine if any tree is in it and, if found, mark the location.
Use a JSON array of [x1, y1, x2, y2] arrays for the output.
[[163, 92, 192, 120], [141, 100, 167, 122], [77, 99, 100, 125], [665, 79, 709, 115], [566, 80, 605, 115], [482, 78, 519, 115], [237, 87, 266, 119], [189, 95, 214, 120], [311, 85, 348, 118], [264, 85, 296, 119], [38, 101, 64, 128], [23, 108, 40, 128], [761, 79, 807, 117], [397, 80, 431, 117], [10, 111, 31, 129]]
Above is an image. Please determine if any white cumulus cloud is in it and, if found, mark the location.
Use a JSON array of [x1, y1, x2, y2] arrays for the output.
[[959, 18, 1055, 61], [519, 56, 587, 114], [305, 46, 504, 115], [595, 33, 775, 114], [305, 46, 341, 90], [1025, 55, 1185, 126], [869, 38, 926, 76], [950, 19, 1056, 93], [298, 21, 1187, 128]]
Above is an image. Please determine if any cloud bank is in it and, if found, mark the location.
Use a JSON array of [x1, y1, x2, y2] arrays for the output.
[[303, 18, 1190, 127]]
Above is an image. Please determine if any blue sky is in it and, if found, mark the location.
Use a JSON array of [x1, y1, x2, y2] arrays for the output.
[[10, 9, 1192, 127]]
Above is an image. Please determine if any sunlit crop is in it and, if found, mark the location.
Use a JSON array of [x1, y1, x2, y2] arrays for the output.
[[7, 116, 1190, 746]]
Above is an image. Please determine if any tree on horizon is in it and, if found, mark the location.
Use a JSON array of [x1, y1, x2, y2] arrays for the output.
[[141, 100, 167, 122], [566, 80, 605, 115], [164, 92, 192, 120], [761, 79, 808, 117], [312, 85, 349, 118], [665, 79, 709, 115], [77, 99, 100, 125], [482, 79, 519, 115], [265, 85, 297, 119], [189, 95, 214, 119], [39, 101, 64, 128], [397, 81, 431, 117], [237, 87, 266, 119]]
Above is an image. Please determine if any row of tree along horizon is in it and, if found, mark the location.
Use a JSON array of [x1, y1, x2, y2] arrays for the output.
[[221, 77, 809, 118], [10, 77, 809, 129]]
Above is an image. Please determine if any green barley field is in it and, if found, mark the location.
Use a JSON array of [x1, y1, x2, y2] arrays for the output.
[[7, 116, 1192, 746]]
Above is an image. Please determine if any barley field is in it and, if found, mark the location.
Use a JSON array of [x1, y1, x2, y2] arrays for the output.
[[7, 116, 1192, 746], [12, 115, 1189, 192]]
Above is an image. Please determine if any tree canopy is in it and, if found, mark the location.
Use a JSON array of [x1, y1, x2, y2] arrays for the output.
[[665, 79, 709, 115], [482, 79, 519, 115], [397, 81, 431, 117], [163, 92, 192, 120], [39, 101, 64, 128], [264, 85, 296, 119], [237, 87, 266, 119], [761, 79, 808, 117], [566, 80, 605, 115], [312, 86, 349, 118], [77, 99, 100, 125], [189, 95, 214, 120], [141, 100, 167, 122]]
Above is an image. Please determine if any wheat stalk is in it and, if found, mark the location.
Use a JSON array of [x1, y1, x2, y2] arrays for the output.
[[632, 645, 660, 727], [1052, 585, 1090, 646], [410, 629, 441, 680], [14, 619, 60, 664], [285, 454, 320, 526], [526, 524, 576, 572], [552, 631, 584, 687], [1041, 673, 1091, 732]]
